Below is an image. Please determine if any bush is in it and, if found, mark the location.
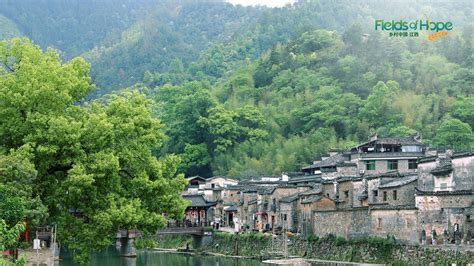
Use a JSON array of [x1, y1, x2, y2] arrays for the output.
[[307, 234, 319, 242], [335, 236, 347, 246], [133, 238, 158, 249]]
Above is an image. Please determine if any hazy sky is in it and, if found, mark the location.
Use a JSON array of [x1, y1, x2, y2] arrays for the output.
[[226, 0, 296, 7]]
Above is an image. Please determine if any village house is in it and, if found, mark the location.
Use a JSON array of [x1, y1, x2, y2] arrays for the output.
[[182, 194, 216, 226], [349, 134, 425, 175], [416, 151, 473, 244], [182, 176, 238, 228], [177, 135, 472, 247]]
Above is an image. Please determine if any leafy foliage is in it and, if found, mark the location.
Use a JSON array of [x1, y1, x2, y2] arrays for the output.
[[0, 39, 187, 264], [4, 0, 470, 179]]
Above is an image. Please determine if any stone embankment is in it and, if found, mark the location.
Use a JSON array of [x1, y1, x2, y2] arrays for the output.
[[152, 232, 474, 265]]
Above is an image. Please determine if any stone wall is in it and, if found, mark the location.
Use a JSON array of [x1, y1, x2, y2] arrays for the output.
[[312, 209, 370, 239], [351, 179, 366, 208], [416, 194, 473, 242], [337, 181, 353, 208], [197, 233, 474, 265], [377, 181, 416, 206], [312, 208, 422, 244], [370, 209, 418, 244]]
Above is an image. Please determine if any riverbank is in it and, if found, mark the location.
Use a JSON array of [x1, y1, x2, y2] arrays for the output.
[[149, 232, 474, 265]]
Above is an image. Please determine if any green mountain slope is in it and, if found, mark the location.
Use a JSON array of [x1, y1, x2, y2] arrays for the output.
[[0, 15, 22, 39], [0, 0, 472, 178]]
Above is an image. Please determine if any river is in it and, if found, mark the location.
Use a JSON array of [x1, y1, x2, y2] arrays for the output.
[[59, 246, 263, 265], [59, 246, 369, 265]]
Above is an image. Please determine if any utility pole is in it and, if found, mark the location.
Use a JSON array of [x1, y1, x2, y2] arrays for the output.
[[283, 216, 288, 259]]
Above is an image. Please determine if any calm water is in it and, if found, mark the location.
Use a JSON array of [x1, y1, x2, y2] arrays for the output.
[[59, 246, 263, 266]]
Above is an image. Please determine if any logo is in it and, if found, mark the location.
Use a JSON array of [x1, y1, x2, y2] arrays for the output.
[[375, 16, 453, 42]]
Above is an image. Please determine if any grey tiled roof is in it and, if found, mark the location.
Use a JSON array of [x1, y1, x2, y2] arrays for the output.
[[288, 175, 322, 183], [430, 158, 453, 175], [378, 175, 418, 189], [302, 153, 347, 170], [451, 151, 474, 159], [258, 186, 277, 195], [183, 194, 216, 208], [415, 188, 473, 196], [363, 171, 415, 180], [299, 188, 322, 196], [370, 204, 417, 210], [357, 137, 422, 147], [224, 205, 238, 212], [279, 194, 299, 203], [301, 195, 323, 204]]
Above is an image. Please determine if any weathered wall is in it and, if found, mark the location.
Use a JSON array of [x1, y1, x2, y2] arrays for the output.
[[266, 187, 301, 227], [198, 233, 474, 265], [312, 208, 420, 244], [337, 181, 353, 208], [416, 194, 472, 241], [370, 209, 418, 244], [418, 160, 437, 190], [368, 178, 381, 204], [279, 201, 298, 231], [360, 159, 414, 175], [378, 181, 416, 206], [336, 165, 358, 176], [312, 209, 370, 239], [452, 156, 474, 191], [351, 179, 366, 208]]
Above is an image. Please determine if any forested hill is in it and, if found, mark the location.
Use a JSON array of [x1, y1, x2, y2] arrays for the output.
[[1, 0, 472, 179], [1, 0, 470, 92]]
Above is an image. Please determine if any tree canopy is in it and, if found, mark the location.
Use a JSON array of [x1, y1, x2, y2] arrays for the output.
[[0, 39, 187, 264]]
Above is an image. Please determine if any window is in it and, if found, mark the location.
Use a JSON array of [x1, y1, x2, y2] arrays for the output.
[[373, 190, 378, 197], [283, 214, 287, 221], [440, 183, 447, 190], [344, 190, 349, 198], [211, 183, 215, 188], [383, 191, 387, 201], [377, 218, 382, 229], [387, 160, 398, 170], [406, 219, 412, 229], [408, 159, 417, 170], [393, 190, 397, 200], [365, 160, 376, 170]]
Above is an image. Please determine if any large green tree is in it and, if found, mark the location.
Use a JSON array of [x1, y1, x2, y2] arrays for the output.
[[434, 118, 473, 150], [0, 39, 187, 264]]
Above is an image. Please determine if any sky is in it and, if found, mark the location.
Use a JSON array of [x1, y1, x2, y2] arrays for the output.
[[226, 0, 296, 7]]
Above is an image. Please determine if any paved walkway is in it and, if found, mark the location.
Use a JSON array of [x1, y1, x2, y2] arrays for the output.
[[20, 247, 56, 266]]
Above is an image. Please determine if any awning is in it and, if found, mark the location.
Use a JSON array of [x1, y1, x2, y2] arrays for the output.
[[224, 205, 238, 212]]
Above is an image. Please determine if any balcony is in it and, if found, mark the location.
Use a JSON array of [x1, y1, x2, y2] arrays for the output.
[[360, 152, 424, 159]]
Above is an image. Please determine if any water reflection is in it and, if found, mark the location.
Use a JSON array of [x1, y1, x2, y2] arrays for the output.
[[59, 246, 262, 266]]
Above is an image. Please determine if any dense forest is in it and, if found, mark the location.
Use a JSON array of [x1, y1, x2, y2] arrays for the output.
[[1, 0, 472, 179]]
